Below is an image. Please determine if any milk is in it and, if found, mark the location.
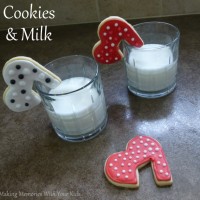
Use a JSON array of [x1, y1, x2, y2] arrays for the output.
[[46, 77, 107, 135], [126, 44, 177, 92]]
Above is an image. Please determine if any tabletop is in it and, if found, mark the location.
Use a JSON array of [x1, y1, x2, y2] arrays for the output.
[[0, 15, 200, 200]]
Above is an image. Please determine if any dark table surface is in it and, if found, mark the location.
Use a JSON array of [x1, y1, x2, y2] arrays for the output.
[[0, 15, 200, 200]]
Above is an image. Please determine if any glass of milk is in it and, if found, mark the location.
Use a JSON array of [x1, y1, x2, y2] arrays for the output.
[[35, 56, 107, 142], [123, 22, 180, 98]]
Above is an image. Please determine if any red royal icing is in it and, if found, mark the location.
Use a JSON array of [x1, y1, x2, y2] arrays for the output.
[[105, 136, 172, 187], [92, 16, 144, 64]]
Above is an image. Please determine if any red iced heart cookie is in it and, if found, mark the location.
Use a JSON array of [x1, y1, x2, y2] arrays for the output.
[[92, 16, 144, 64], [104, 136, 172, 188]]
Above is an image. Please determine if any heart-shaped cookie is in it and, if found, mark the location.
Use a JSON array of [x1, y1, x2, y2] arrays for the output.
[[2, 56, 61, 112], [104, 136, 172, 188], [92, 16, 144, 64]]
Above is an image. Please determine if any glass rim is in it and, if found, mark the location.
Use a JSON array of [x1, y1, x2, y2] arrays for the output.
[[35, 55, 99, 96], [125, 21, 180, 50]]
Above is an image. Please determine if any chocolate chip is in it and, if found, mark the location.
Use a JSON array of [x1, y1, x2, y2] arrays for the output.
[[21, 90, 26, 94], [10, 79, 16, 84], [32, 68, 37, 73], [16, 65, 21, 70], [25, 103, 29, 106], [45, 78, 51, 83], [18, 74, 24, 79], [10, 99, 15, 103]]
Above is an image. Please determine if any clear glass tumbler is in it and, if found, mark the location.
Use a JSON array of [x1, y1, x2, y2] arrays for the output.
[[35, 55, 108, 142], [123, 22, 180, 98]]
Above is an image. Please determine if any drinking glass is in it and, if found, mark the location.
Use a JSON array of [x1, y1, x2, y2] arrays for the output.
[[123, 21, 180, 98], [35, 55, 108, 142]]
